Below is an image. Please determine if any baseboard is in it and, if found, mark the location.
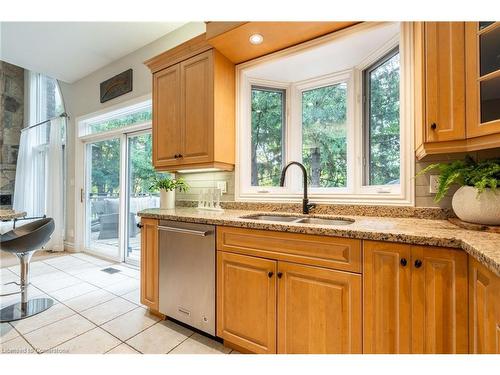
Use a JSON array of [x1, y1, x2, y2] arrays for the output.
[[63, 241, 78, 253]]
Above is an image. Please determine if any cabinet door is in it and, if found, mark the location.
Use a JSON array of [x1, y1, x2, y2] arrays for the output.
[[217, 251, 277, 354], [363, 241, 411, 353], [277, 262, 361, 354], [425, 22, 466, 142], [153, 65, 181, 168], [469, 257, 500, 353], [411, 246, 468, 353], [180, 51, 214, 165], [140, 218, 159, 311], [466, 22, 500, 137]]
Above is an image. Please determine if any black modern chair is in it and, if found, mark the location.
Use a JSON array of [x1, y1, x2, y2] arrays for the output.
[[0, 218, 55, 322]]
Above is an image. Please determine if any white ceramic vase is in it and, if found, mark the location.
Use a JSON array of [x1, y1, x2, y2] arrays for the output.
[[451, 186, 500, 225], [160, 189, 176, 209]]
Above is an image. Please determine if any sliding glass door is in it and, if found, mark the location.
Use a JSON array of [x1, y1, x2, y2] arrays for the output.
[[125, 132, 159, 265], [85, 137, 122, 260], [84, 130, 159, 265]]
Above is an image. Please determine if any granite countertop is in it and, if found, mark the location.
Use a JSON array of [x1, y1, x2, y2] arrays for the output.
[[138, 207, 500, 277], [0, 209, 26, 221]]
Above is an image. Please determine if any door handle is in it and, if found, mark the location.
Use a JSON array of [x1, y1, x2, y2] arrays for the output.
[[158, 225, 209, 237]]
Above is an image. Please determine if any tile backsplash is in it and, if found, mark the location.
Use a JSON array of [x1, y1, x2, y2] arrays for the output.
[[176, 148, 500, 209], [415, 148, 500, 209], [175, 171, 235, 202]]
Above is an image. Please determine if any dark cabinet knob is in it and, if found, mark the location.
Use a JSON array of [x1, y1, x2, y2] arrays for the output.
[[174, 154, 179, 159], [400, 258, 407, 267], [178, 154, 183, 158], [415, 259, 423, 268], [430, 123, 437, 130], [137, 223, 143, 229], [268, 271, 274, 278], [277, 272, 283, 279]]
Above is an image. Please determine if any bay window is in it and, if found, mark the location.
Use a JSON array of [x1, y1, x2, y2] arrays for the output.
[[237, 22, 413, 205]]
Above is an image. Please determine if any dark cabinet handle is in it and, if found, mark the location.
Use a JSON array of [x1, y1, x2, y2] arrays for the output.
[[277, 272, 283, 279], [174, 154, 179, 159], [137, 223, 143, 228], [415, 259, 423, 268], [268, 271, 274, 278], [400, 258, 407, 267], [178, 154, 183, 158], [430, 123, 437, 130]]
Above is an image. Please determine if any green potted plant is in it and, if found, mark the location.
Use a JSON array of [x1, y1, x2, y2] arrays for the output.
[[150, 175, 189, 209], [417, 155, 500, 225]]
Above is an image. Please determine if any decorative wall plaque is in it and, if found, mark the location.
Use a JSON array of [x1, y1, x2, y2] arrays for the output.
[[100, 69, 133, 103]]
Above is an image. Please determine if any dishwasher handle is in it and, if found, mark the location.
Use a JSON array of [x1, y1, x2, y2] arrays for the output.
[[158, 225, 210, 237]]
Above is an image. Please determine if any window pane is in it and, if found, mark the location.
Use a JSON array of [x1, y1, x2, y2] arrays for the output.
[[302, 83, 347, 188], [480, 25, 500, 76], [367, 52, 400, 186], [87, 108, 152, 135], [480, 74, 500, 123], [251, 87, 284, 186]]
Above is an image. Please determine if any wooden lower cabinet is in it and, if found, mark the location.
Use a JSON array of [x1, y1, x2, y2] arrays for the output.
[[140, 218, 159, 311], [217, 251, 277, 354], [363, 241, 468, 353], [277, 262, 362, 353], [216, 250, 362, 354], [363, 241, 412, 353], [411, 245, 468, 353], [469, 257, 500, 354]]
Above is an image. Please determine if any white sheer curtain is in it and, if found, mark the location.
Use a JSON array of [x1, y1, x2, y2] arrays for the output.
[[13, 117, 66, 251]]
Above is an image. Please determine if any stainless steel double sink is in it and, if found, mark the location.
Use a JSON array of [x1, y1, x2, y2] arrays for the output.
[[241, 214, 354, 226]]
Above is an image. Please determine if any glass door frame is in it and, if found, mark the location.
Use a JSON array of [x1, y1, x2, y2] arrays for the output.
[[78, 122, 152, 264], [124, 128, 153, 266]]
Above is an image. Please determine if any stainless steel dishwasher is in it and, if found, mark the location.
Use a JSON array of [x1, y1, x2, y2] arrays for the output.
[[158, 220, 215, 335]]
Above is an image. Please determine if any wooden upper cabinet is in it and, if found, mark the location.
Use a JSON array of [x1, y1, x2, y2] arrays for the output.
[[180, 51, 213, 165], [363, 241, 411, 354], [424, 22, 466, 142], [415, 21, 500, 159], [140, 218, 159, 311], [277, 261, 362, 354], [153, 65, 181, 168], [411, 246, 468, 354], [469, 257, 500, 354], [364, 241, 468, 354], [465, 22, 500, 138], [217, 251, 277, 354], [145, 35, 235, 172]]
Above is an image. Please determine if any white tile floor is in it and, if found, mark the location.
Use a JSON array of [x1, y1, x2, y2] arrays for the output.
[[0, 253, 238, 354]]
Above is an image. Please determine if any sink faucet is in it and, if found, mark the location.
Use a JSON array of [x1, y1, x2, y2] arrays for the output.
[[279, 161, 316, 214]]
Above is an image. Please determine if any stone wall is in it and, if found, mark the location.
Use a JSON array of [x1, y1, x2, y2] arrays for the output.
[[0, 61, 24, 209]]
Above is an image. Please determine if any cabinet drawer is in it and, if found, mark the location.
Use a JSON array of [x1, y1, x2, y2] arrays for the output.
[[216, 226, 361, 273]]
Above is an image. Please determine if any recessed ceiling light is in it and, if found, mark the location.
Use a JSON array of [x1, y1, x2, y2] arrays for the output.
[[249, 33, 264, 45]]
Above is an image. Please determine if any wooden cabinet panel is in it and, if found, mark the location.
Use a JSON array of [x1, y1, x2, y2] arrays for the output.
[[146, 37, 235, 172], [465, 22, 500, 138], [411, 246, 468, 354], [153, 65, 181, 168], [277, 262, 362, 354], [217, 226, 361, 273], [424, 22, 466, 142], [363, 241, 411, 354], [469, 257, 500, 353], [180, 51, 213, 165], [217, 251, 277, 354], [140, 218, 159, 311]]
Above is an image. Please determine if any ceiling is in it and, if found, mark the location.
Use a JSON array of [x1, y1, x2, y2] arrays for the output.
[[0, 22, 186, 83], [245, 22, 400, 82]]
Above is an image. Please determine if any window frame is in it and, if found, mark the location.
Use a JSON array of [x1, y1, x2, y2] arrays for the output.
[[292, 70, 354, 194], [250, 84, 287, 188], [236, 22, 415, 206], [362, 46, 401, 187]]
